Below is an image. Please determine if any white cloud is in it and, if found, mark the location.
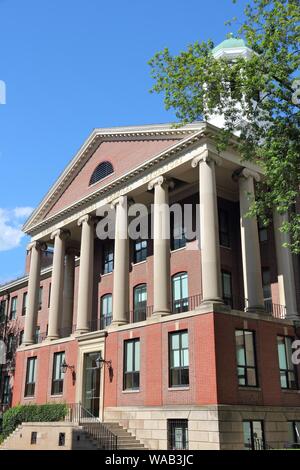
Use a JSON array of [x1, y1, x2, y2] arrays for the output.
[[0, 207, 33, 251]]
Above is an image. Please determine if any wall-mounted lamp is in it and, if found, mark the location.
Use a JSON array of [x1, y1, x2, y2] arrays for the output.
[[61, 359, 76, 385], [95, 355, 113, 382]]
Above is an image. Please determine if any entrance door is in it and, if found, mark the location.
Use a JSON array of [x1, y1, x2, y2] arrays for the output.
[[83, 352, 101, 417]]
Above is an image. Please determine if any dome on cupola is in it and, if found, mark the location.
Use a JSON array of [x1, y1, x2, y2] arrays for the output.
[[212, 34, 253, 59]]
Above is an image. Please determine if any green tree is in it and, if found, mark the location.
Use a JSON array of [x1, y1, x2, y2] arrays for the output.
[[149, 0, 300, 253]]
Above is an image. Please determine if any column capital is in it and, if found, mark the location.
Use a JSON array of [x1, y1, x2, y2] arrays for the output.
[[191, 150, 222, 168], [50, 228, 71, 241], [233, 167, 261, 183], [148, 176, 174, 191], [27, 240, 47, 252], [77, 214, 96, 227]]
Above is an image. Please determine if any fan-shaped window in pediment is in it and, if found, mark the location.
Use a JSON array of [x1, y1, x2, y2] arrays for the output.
[[89, 161, 114, 185]]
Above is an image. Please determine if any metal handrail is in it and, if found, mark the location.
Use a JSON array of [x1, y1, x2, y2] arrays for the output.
[[66, 403, 118, 450]]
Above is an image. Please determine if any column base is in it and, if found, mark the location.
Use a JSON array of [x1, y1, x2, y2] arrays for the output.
[[152, 309, 171, 318], [109, 320, 129, 329], [22, 340, 34, 347], [46, 335, 60, 341], [74, 328, 90, 336]]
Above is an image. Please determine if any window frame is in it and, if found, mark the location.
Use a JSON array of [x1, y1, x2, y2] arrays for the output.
[[38, 286, 43, 310], [221, 270, 233, 307], [24, 356, 37, 397], [89, 161, 114, 186], [100, 293, 112, 328], [133, 239, 147, 264], [133, 284, 147, 322], [10, 296, 18, 320], [167, 419, 189, 450], [277, 335, 298, 390], [51, 351, 65, 396], [2, 375, 11, 405], [235, 329, 258, 388], [243, 420, 265, 450], [22, 292, 27, 316], [171, 272, 189, 314], [169, 330, 189, 388], [123, 338, 140, 391], [219, 208, 231, 248], [102, 243, 114, 275]]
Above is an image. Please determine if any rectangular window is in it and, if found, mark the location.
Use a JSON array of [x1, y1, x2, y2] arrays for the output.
[[133, 284, 147, 322], [258, 219, 268, 242], [169, 330, 189, 387], [51, 352, 65, 395], [262, 268, 272, 301], [235, 330, 258, 387], [30, 432, 37, 445], [0, 300, 7, 323], [123, 339, 140, 390], [171, 219, 186, 251], [243, 420, 265, 450], [25, 357, 37, 397], [277, 336, 298, 390], [221, 271, 233, 307], [287, 421, 300, 446], [133, 239, 147, 263], [100, 294, 112, 328], [19, 330, 24, 346], [219, 209, 230, 248], [2, 375, 11, 405], [10, 296, 17, 320], [7, 334, 15, 355], [22, 293, 28, 316], [38, 287, 43, 310], [34, 326, 40, 344], [167, 420, 189, 450], [102, 243, 114, 274]]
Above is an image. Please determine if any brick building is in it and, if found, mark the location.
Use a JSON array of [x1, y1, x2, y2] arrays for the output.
[[1, 41, 300, 451]]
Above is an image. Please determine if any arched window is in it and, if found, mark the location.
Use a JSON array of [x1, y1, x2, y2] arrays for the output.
[[100, 294, 112, 329], [133, 284, 147, 323], [172, 272, 189, 313], [89, 161, 114, 186]]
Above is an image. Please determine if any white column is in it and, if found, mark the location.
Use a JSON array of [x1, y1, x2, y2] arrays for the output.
[[47, 229, 69, 340], [273, 211, 298, 320], [148, 176, 171, 316], [237, 168, 264, 312], [192, 151, 223, 304], [111, 196, 129, 325], [76, 215, 95, 334], [23, 241, 43, 346], [61, 248, 76, 335]]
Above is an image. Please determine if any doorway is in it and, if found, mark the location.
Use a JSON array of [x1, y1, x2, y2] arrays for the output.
[[82, 352, 101, 417]]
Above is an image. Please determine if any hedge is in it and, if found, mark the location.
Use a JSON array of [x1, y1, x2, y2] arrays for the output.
[[2, 403, 68, 438]]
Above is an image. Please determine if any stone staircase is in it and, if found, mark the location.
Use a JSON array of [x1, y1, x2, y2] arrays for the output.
[[84, 422, 146, 450]]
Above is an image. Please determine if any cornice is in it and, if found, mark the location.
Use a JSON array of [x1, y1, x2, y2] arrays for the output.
[[23, 124, 205, 234], [25, 127, 207, 236]]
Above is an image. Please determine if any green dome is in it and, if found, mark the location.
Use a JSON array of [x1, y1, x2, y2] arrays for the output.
[[213, 37, 246, 54]]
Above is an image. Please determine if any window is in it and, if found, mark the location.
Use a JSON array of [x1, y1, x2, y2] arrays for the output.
[[89, 161, 114, 186], [24, 357, 37, 397], [123, 339, 140, 390], [277, 336, 298, 390], [48, 284, 51, 308], [19, 330, 24, 346], [30, 432, 37, 445], [2, 375, 11, 405], [262, 268, 272, 304], [22, 293, 27, 316], [133, 284, 147, 322], [172, 272, 189, 313], [10, 296, 17, 320], [169, 330, 189, 387], [243, 420, 265, 450], [51, 352, 65, 395], [168, 420, 189, 450], [34, 326, 40, 344], [7, 335, 15, 358], [102, 243, 114, 274], [133, 239, 147, 264], [171, 215, 186, 251], [38, 287, 43, 310], [219, 209, 230, 248], [288, 422, 300, 446], [58, 432, 66, 446], [258, 219, 268, 242], [0, 300, 6, 323], [235, 330, 258, 387], [100, 294, 112, 328], [221, 271, 232, 307]]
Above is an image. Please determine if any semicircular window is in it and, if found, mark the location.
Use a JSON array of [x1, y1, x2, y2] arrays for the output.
[[89, 161, 114, 185]]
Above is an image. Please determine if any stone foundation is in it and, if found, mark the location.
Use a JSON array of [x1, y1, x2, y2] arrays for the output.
[[104, 404, 300, 450]]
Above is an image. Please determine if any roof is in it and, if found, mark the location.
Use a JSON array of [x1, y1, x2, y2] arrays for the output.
[[213, 37, 246, 54]]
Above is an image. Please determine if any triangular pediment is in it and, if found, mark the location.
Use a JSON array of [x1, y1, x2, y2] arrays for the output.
[[23, 123, 205, 234]]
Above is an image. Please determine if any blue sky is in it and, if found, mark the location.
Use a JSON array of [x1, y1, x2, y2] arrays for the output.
[[0, 0, 247, 283]]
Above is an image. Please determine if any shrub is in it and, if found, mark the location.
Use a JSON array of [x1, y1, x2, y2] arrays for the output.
[[2, 403, 68, 438]]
